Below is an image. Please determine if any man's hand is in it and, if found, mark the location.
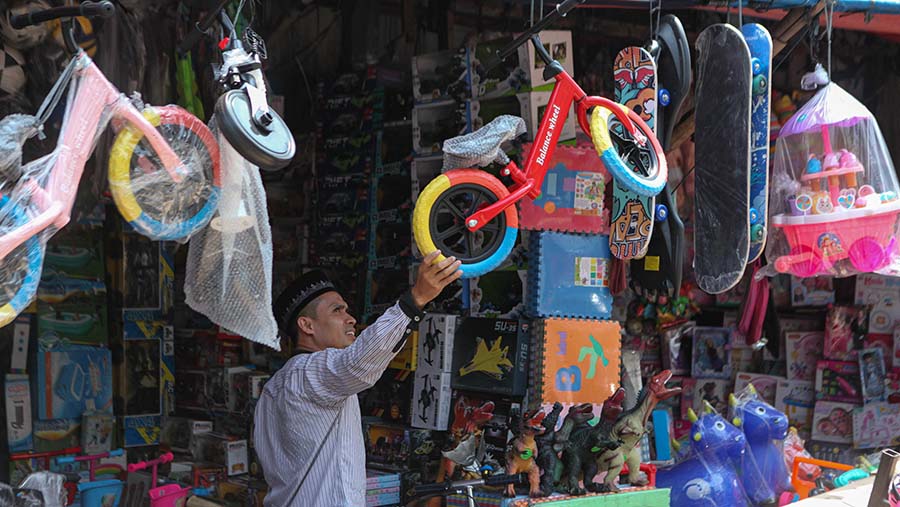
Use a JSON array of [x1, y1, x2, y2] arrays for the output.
[[410, 251, 463, 309]]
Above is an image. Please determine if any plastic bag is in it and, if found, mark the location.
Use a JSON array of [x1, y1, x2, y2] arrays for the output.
[[441, 114, 525, 170], [184, 127, 279, 349], [765, 83, 900, 278], [18, 471, 66, 507]]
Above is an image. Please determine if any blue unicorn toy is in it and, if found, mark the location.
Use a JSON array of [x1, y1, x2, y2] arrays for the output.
[[729, 384, 793, 502], [657, 401, 775, 507]]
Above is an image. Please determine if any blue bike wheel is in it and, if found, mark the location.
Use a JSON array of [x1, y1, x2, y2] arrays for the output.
[[0, 195, 44, 327]]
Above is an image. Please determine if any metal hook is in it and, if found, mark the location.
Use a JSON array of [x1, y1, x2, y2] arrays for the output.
[[825, 0, 835, 80]]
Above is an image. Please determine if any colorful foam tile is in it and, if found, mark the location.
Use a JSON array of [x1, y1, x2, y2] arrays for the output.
[[528, 231, 612, 319], [518, 144, 610, 233], [536, 318, 621, 405]]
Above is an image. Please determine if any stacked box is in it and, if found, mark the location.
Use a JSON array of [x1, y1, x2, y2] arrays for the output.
[[411, 314, 457, 430]]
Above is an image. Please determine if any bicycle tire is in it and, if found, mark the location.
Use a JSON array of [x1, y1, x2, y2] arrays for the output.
[[590, 105, 666, 196], [412, 169, 518, 278], [0, 194, 44, 327], [108, 105, 221, 241]]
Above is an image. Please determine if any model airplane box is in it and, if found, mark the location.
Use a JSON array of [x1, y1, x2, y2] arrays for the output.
[[416, 314, 458, 376], [411, 372, 452, 430], [451, 318, 529, 396]]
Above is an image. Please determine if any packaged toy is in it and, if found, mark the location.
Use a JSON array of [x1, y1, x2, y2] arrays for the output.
[[767, 83, 900, 278]]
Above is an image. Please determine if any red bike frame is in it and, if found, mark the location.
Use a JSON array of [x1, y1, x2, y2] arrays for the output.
[[464, 69, 646, 233]]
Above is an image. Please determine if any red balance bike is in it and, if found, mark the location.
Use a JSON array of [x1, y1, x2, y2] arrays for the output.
[[412, 0, 667, 277]]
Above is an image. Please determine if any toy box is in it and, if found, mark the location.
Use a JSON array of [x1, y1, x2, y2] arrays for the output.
[[410, 155, 443, 205], [855, 273, 900, 334], [852, 402, 900, 449], [36, 345, 113, 420], [812, 401, 856, 444], [107, 228, 176, 333], [161, 417, 213, 453], [451, 318, 530, 396], [37, 274, 106, 308], [775, 379, 815, 438], [412, 100, 471, 156], [733, 373, 784, 406], [411, 48, 470, 103], [31, 417, 80, 452], [790, 276, 835, 306], [388, 326, 418, 372], [416, 314, 458, 375], [116, 338, 161, 416], [36, 300, 108, 346], [824, 305, 869, 361], [5, 373, 32, 452], [691, 327, 732, 379], [121, 414, 161, 447], [192, 433, 249, 476], [785, 331, 824, 381], [223, 366, 253, 413], [472, 30, 574, 96], [692, 378, 731, 415], [363, 421, 412, 470], [807, 440, 855, 464], [815, 360, 862, 403], [859, 347, 887, 403], [80, 412, 113, 454], [44, 226, 105, 280], [661, 324, 692, 376], [411, 372, 452, 430]]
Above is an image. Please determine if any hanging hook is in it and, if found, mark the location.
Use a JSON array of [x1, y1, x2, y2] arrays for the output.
[[825, 0, 835, 81], [738, 0, 744, 28]]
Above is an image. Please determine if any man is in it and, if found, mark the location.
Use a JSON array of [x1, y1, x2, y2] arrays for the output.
[[254, 251, 462, 506]]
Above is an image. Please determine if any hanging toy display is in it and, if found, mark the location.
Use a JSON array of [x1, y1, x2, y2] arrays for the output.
[[767, 82, 900, 278]]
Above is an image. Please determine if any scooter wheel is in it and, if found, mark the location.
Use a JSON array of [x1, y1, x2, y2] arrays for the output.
[[215, 89, 297, 171]]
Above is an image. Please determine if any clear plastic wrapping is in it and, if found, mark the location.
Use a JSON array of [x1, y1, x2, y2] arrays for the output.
[[107, 101, 221, 243], [18, 471, 66, 507], [441, 114, 525, 169], [658, 404, 775, 506], [730, 384, 793, 498], [765, 83, 900, 278], [184, 127, 279, 349]]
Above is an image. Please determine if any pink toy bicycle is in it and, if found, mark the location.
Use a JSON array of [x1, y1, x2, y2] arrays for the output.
[[129, 452, 217, 507], [0, 1, 221, 327]]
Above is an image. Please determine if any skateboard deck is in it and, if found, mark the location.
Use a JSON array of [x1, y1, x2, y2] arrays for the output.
[[742, 23, 773, 263], [610, 47, 657, 260], [694, 24, 751, 294], [629, 14, 691, 302]]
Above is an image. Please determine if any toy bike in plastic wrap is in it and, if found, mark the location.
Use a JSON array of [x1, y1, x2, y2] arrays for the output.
[[129, 452, 217, 507], [412, 0, 666, 278], [178, 0, 295, 171], [657, 402, 776, 507], [0, 1, 221, 327], [767, 83, 900, 278]]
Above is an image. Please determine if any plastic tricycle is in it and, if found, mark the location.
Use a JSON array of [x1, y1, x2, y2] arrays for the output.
[[129, 452, 215, 507]]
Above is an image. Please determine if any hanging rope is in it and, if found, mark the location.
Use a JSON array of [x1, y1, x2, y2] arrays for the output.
[[825, 0, 835, 80], [738, 0, 744, 28]]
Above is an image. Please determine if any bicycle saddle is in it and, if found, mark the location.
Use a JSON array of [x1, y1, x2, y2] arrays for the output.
[[441, 114, 526, 170]]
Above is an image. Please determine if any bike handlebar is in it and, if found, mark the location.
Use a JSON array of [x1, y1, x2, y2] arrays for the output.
[[10, 1, 114, 29], [411, 473, 527, 497], [481, 0, 585, 73], [56, 448, 123, 464], [177, 0, 232, 55], [127, 452, 174, 472]]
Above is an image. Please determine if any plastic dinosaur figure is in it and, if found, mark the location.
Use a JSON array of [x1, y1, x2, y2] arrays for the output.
[[434, 398, 495, 485], [541, 402, 594, 495], [560, 389, 626, 495], [594, 370, 681, 492], [458, 337, 512, 378], [534, 402, 564, 494], [504, 408, 547, 497]]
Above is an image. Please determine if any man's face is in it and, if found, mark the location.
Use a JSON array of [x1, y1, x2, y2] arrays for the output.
[[301, 291, 358, 350]]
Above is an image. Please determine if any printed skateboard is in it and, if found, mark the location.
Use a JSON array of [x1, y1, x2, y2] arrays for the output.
[[742, 23, 773, 263], [610, 47, 658, 260], [630, 15, 691, 302], [694, 24, 751, 294]]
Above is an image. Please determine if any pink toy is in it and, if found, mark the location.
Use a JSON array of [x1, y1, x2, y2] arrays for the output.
[[129, 452, 199, 507], [768, 83, 900, 278]]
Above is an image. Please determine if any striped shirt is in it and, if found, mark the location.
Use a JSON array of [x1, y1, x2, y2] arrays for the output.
[[253, 302, 420, 506]]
